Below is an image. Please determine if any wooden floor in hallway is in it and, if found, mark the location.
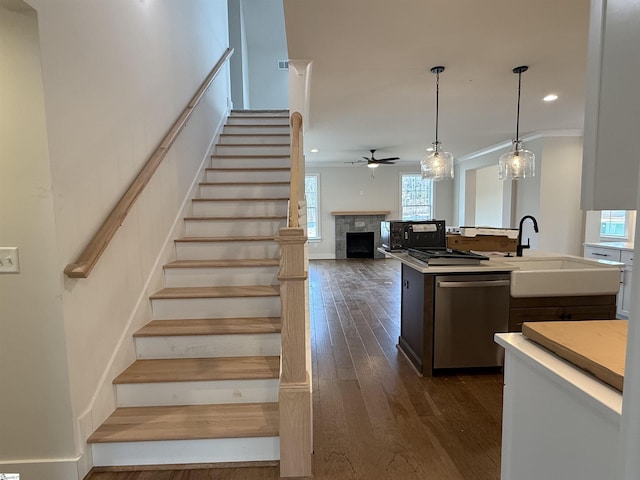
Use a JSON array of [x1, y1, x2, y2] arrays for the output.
[[86, 259, 504, 480]]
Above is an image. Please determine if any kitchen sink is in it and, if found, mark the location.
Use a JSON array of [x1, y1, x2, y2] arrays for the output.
[[500, 256, 622, 298]]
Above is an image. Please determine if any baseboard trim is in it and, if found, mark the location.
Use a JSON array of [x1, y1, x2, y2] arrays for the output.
[[0, 457, 80, 480], [91, 460, 279, 472]]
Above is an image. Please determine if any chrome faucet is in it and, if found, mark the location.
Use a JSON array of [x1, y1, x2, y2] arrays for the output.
[[516, 215, 539, 257]]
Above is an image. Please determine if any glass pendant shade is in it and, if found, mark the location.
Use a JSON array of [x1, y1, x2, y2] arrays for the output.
[[500, 65, 534, 181], [421, 66, 454, 181], [498, 141, 535, 180], [421, 148, 454, 181]]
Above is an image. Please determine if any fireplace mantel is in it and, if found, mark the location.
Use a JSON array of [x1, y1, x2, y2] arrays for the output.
[[331, 210, 390, 216]]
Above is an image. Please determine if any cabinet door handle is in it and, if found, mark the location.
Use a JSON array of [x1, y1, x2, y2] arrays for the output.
[[437, 280, 511, 288], [592, 252, 609, 257]]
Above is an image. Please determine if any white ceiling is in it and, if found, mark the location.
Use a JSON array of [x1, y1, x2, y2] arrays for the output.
[[282, 0, 591, 167]]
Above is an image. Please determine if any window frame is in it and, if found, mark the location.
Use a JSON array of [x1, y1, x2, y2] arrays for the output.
[[599, 210, 629, 241], [304, 173, 321, 241], [399, 172, 434, 221]]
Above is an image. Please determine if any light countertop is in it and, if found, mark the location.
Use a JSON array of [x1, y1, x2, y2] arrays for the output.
[[379, 249, 518, 274], [584, 241, 634, 251], [379, 248, 620, 274], [495, 332, 622, 420]]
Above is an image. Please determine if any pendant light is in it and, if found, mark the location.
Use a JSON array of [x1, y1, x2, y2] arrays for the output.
[[421, 66, 454, 181], [498, 65, 535, 180]]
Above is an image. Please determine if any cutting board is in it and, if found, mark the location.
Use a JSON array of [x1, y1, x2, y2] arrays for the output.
[[522, 320, 627, 392]]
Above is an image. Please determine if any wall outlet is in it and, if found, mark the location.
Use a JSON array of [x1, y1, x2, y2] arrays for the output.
[[0, 247, 20, 273]]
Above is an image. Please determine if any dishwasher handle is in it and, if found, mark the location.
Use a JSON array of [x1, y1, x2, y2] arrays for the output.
[[437, 279, 511, 289]]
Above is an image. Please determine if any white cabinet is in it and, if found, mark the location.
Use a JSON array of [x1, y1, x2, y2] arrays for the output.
[[584, 244, 632, 317], [581, 0, 640, 210], [620, 250, 634, 317]]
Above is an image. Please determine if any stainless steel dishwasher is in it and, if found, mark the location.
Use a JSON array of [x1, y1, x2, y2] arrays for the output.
[[433, 273, 511, 369]]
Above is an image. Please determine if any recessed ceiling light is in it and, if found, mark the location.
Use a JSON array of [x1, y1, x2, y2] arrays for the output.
[[543, 94, 558, 102], [310, 148, 318, 153]]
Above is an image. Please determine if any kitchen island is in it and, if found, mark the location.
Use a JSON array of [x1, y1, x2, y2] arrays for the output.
[[495, 332, 621, 480], [382, 250, 619, 376]]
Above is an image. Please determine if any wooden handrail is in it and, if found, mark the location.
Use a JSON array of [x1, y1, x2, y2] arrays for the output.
[[288, 112, 302, 228], [64, 48, 233, 278]]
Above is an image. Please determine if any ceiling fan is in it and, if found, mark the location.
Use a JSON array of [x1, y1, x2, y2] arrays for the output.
[[346, 149, 400, 168]]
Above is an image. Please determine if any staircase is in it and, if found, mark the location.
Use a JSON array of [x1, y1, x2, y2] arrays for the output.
[[88, 110, 292, 468]]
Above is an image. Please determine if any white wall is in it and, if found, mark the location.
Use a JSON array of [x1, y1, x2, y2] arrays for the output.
[[306, 165, 453, 259], [474, 165, 504, 227], [456, 133, 585, 255], [537, 136, 585, 255], [236, 0, 289, 109], [2, 1, 231, 478], [454, 143, 516, 228], [0, 2, 76, 467]]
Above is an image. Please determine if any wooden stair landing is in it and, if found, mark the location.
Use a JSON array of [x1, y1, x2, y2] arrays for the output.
[[113, 356, 280, 384], [88, 402, 279, 443]]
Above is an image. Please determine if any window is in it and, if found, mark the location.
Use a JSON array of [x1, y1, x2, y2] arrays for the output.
[[600, 210, 628, 239], [401, 174, 433, 220], [305, 174, 320, 239]]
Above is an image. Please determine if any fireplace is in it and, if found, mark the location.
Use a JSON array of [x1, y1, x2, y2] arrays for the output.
[[346, 232, 374, 258], [332, 211, 389, 259]]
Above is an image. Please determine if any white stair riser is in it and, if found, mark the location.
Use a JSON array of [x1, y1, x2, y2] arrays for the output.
[[199, 184, 290, 199], [205, 169, 290, 183], [116, 378, 279, 407], [91, 436, 279, 467], [192, 200, 288, 217], [151, 295, 281, 320], [185, 219, 285, 237], [226, 115, 289, 125], [215, 145, 290, 156], [210, 156, 291, 169], [165, 266, 279, 287], [219, 135, 289, 145], [224, 125, 289, 135], [134, 333, 281, 359], [175, 241, 279, 260]]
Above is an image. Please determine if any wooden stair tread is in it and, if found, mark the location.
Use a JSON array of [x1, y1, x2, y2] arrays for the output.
[[216, 143, 291, 147], [114, 356, 280, 384], [192, 197, 288, 203], [184, 216, 286, 221], [206, 167, 290, 172], [220, 133, 289, 137], [200, 181, 289, 186], [175, 236, 276, 242], [165, 259, 279, 268], [150, 285, 280, 299], [223, 124, 289, 128], [211, 154, 289, 159], [88, 402, 279, 443], [134, 317, 282, 337]]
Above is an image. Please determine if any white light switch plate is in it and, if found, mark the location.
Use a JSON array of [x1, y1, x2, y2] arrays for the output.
[[0, 247, 20, 273]]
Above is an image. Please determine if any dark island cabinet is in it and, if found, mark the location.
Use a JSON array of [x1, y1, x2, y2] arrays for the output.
[[508, 295, 617, 332], [399, 264, 434, 375]]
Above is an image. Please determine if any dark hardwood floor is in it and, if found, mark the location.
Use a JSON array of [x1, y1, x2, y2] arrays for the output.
[[86, 259, 504, 480]]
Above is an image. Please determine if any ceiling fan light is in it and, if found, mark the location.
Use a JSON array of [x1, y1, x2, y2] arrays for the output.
[[498, 143, 535, 180], [421, 150, 454, 181], [367, 162, 379, 169]]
